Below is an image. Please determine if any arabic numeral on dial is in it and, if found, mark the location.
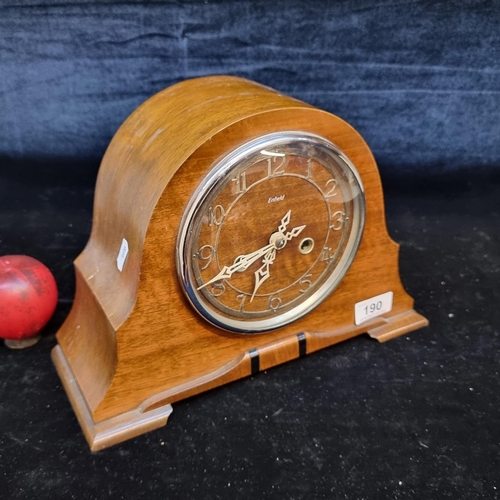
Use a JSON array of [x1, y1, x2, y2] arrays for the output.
[[268, 295, 282, 312], [306, 159, 313, 179], [320, 247, 334, 262], [208, 205, 226, 226], [211, 280, 226, 297], [265, 154, 286, 177], [232, 172, 247, 194], [236, 294, 246, 311], [195, 245, 215, 270], [325, 179, 338, 198], [330, 211, 345, 231], [299, 274, 313, 293]]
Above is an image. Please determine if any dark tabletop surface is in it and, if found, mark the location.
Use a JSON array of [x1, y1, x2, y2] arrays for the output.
[[0, 166, 499, 499]]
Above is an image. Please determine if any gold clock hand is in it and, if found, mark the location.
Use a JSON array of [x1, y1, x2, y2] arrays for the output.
[[199, 211, 305, 293], [284, 224, 306, 241], [250, 248, 276, 302], [197, 243, 274, 290], [277, 210, 291, 234], [231, 244, 274, 272], [249, 224, 306, 302]]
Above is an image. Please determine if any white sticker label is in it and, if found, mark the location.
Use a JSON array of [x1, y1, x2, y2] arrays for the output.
[[116, 238, 129, 272], [355, 291, 393, 326]]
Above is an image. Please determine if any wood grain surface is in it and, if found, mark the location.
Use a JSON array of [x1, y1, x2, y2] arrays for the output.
[[54, 75, 428, 450]]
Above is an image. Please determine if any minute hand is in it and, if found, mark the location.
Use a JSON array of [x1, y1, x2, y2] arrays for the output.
[[197, 243, 274, 290]]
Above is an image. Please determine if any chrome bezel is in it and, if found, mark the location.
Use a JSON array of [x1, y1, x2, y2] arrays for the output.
[[176, 131, 365, 334]]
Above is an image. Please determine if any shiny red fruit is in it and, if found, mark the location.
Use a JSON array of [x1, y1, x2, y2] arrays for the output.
[[0, 255, 58, 341]]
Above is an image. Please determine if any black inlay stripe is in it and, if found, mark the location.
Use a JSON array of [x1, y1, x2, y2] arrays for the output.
[[297, 333, 307, 357], [249, 348, 260, 374]]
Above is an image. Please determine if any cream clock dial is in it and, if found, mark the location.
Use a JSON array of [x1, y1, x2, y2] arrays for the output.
[[177, 131, 365, 333]]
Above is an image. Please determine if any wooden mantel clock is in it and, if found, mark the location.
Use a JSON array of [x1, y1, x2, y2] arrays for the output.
[[52, 75, 428, 451]]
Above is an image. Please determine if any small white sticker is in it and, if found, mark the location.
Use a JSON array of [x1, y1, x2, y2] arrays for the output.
[[355, 291, 393, 325], [116, 238, 129, 272]]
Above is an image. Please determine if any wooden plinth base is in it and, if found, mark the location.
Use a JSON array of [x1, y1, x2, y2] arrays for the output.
[[52, 346, 173, 452], [52, 308, 427, 452]]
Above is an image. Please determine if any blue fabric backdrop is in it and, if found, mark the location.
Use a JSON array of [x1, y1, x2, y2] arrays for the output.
[[0, 0, 499, 176]]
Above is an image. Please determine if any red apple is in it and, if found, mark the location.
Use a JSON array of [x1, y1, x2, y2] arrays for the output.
[[0, 255, 58, 348]]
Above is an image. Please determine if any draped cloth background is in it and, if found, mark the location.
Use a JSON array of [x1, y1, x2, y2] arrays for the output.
[[1, 0, 499, 179]]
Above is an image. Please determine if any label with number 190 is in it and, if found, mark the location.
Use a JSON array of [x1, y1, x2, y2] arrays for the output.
[[354, 291, 393, 325]]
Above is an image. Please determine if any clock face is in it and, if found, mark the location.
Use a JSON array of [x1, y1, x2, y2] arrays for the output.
[[176, 132, 365, 333]]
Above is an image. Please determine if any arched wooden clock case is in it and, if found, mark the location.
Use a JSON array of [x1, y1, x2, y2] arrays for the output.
[[52, 76, 428, 451]]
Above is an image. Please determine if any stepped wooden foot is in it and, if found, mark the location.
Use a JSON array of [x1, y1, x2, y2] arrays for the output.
[[52, 346, 172, 452], [367, 309, 429, 343]]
